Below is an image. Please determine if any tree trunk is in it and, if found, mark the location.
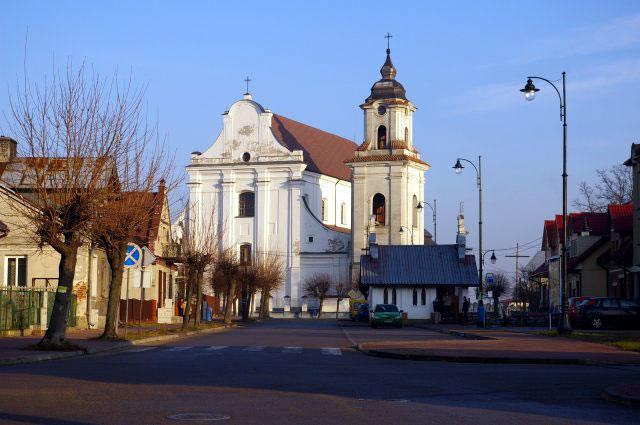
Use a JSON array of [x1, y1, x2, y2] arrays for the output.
[[38, 245, 79, 349], [259, 289, 270, 319], [182, 268, 195, 330], [101, 241, 126, 339], [194, 269, 204, 327], [248, 290, 255, 318], [223, 278, 236, 326], [336, 298, 340, 319], [318, 298, 324, 319]]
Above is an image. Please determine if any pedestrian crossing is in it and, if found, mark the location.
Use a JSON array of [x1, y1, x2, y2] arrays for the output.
[[128, 345, 343, 356]]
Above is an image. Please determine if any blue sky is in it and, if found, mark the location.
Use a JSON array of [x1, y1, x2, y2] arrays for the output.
[[2, 1, 639, 279]]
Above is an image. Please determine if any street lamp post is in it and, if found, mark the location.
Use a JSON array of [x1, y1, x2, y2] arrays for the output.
[[453, 156, 483, 297], [421, 200, 437, 243], [520, 73, 571, 333]]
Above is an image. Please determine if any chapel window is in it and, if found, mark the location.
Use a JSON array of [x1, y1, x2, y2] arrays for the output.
[[373, 193, 385, 225], [383, 287, 388, 304], [421, 288, 426, 305], [340, 203, 347, 225], [377, 125, 387, 149], [412, 288, 418, 306], [238, 192, 255, 217]]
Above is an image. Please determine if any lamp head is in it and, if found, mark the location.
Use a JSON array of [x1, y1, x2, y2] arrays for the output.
[[490, 251, 497, 264], [416, 202, 423, 211], [520, 78, 539, 101], [453, 159, 464, 174], [399, 227, 404, 233]]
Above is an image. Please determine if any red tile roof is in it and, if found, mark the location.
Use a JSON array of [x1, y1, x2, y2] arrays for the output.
[[271, 114, 357, 181], [568, 212, 609, 235], [609, 203, 632, 233], [543, 220, 558, 249]]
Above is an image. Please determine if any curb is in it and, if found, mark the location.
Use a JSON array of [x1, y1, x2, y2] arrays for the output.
[[417, 325, 494, 341], [357, 346, 640, 366], [602, 386, 640, 408], [0, 325, 233, 367]]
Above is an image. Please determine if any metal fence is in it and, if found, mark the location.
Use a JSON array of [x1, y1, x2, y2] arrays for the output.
[[0, 288, 77, 331]]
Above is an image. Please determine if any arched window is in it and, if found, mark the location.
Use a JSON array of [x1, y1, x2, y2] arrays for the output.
[[240, 243, 252, 266], [405, 127, 409, 144], [412, 195, 418, 228], [383, 287, 388, 304], [392, 288, 397, 305], [238, 192, 255, 217], [340, 202, 347, 225], [377, 125, 387, 149], [421, 288, 426, 305], [372, 193, 385, 225], [321, 198, 328, 221], [412, 288, 418, 306]]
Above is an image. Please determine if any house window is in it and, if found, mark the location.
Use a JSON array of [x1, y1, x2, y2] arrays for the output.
[[392, 288, 397, 305], [412, 288, 418, 306], [240, 244, 252, 266], [238, 192, 255, 217], [383, 287, 388, 304], [373, 194, 385, 225], [377, 125, 387, 149], [340, 203, 347, 225], [5, 256, 27, 287], [321, 198, 328, 221], [421, 288, 426, 305]]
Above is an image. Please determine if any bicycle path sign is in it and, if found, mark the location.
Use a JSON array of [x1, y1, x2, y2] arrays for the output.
[[124, 243, 142, 269]]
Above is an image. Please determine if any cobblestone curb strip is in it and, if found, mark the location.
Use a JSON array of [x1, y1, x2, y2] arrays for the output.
[[357, 346, 640, 366], [602, 385, 640, 408], [0, 325, 233, 367]]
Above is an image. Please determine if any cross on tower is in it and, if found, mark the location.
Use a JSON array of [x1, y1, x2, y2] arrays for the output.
[[385, 32, 393, 50], [244, 76, 251, 94]]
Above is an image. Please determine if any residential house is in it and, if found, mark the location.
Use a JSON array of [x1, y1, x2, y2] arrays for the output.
[[624, 144, 640, 299]]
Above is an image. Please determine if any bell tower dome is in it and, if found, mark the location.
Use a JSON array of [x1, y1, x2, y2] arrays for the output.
[[346, 40, 430, 282]]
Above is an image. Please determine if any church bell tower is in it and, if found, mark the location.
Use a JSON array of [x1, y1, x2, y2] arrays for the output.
[[346, 41, 430, 281]]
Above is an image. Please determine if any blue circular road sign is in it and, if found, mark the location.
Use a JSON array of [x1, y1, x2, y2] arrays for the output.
[[124, 243, 142, 269]]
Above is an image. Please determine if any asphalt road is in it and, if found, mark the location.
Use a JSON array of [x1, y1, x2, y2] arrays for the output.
[[0, 320, 639, 425]]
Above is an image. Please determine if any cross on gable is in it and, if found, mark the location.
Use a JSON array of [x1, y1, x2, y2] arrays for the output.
[[244, 76, 251, 94]]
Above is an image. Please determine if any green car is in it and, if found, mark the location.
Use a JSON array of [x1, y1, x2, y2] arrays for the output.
[[370, 304, 403, 328]]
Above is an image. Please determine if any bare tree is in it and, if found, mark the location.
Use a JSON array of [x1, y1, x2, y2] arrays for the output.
[[488, 271, 510, 321], [215, 248, 241, 326], [334, 281, 350, 319], [253, 253, 285, 319], [573, 165, 632, 212], [3, 64, 138, 349], [304, 273, 332, 318]]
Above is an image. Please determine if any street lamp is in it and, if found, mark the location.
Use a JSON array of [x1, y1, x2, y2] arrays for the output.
[[422, 200, 437, 243], [482, 249, 497, 265], [452, 156, 484, 298], [399, 226, 414, 245], [519, 72, 571, 333]]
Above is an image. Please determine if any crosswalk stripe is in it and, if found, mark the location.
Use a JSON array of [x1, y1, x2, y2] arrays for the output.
[[321, 348, 342, 356], [127, 347, 157, 353], [282, 346, 302, 353], [243, 346, 266, 351], [206, 346, 228, 351], [166, 346, 192, 352]]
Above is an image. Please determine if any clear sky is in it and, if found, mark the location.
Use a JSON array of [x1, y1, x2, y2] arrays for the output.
[[2, 1, 639, 280]]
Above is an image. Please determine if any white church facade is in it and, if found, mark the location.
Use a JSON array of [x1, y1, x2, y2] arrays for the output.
[[186, 46, 478, 315]]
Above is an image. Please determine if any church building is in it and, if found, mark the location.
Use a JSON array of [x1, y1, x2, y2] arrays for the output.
[[186, 45, 477, 316]]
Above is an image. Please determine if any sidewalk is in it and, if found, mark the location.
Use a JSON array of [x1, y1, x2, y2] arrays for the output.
[[357, 324, 640, 365], [0, 322, 231, 366]]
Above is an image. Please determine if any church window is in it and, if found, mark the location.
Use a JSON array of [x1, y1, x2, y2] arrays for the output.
[[372, 194, 385, 225], [392, 288, 397, 305], [412, 289, 418, 306], [308, 236, 314, 243], [240, 244, 252, 266], [421, 288, 426, 305], [238, 192, 255, 217], [340, 203, 347, 225], [412, 195, 418, 228], [377, 125, 387, 149], [321, 198, 328, 221], [383, 287, 388, 304]]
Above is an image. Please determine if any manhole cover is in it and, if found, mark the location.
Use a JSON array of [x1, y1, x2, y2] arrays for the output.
[[168, 413, 231, 421]]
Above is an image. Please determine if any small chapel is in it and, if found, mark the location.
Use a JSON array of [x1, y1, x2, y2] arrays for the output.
[[186, 44, 478, 318]]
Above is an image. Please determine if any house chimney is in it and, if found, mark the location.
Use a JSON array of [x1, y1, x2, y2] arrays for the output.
[[580, 216, 590, 237], [456, 213, 466, 262], [0, 136, 17, 163]]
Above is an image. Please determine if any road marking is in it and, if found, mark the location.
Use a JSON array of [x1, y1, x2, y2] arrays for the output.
[[243, 346, 266, 351], [282, 346, 302, 353], [166, 346, 192, 352], [127, 347, 157, 353], [206, 345, 228, 351], [321, 348, 342, 356]]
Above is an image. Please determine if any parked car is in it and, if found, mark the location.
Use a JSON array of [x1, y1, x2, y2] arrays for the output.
[[575, 298, 640, 329], [568, 296, 592, 324], [370, 304, 403, 328], [355, 303, 369, 322]]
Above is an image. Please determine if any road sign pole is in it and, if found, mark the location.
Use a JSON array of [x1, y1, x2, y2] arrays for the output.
[[139, 249, 145, 334], [125, 268, 130, 339]]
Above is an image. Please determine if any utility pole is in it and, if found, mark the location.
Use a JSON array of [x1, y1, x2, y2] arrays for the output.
[[505, 243, 530, 309]]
